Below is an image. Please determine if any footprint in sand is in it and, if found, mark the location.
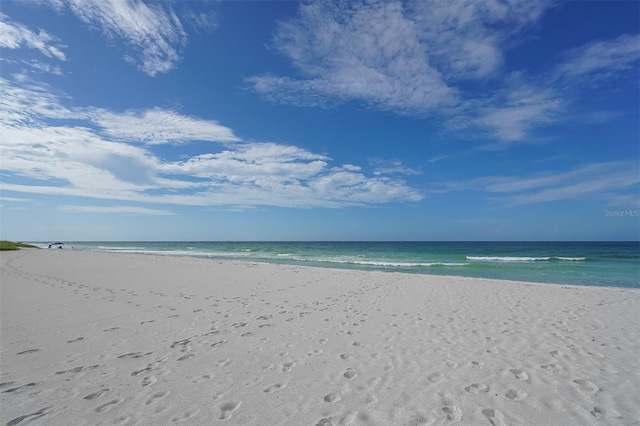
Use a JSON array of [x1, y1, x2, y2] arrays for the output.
[[442, 406, 463, 422], [177, 353, 196, 362], [263, 383, 287, 393], [95, 398, 124, 413], [83, 388, 109, 400], [145, 390, 170, 405], [6, 407, 52, 426], [117, 352, 147, 359], [192, 374, 214, 384], [482, 408, 506, 426], [141, 376, 158, 387], [324, 392, 341, 403], [549, 350, 566, 359], [427, 372, 445, 384], [217, 359, 232, 367], [439, 391, 462, 422], [16, 349, 40, 355], [509, 369, 529, 381], [573, 379, 599, 394], [591, 406, 621, 419], [540, 363, 563, 372], [131, 367, 152, 377], [2, 383, 39, 394], [280, 362, 295, 372], [55, 365, 99, 375], [219, 402, 241, 420], [465, 383, 490, 394], [505, 389, 527, 401], [439, 391, 456, 406], [172, 409, 201, 423], [343, 369, 357, 380]]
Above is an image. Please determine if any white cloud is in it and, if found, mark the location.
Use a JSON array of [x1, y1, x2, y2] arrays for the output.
[[62, 0, 187, 76], [408, 0, 550, 79], [0, 13, 67, 61], [59, 205, 176, 215], [91, 108, 240, 144], [247, 0, 557, 117], [166, 143, 328, 181], [0, 76, 74, 126], [248, 1, 454, 115], [0, 77, 423, 209]]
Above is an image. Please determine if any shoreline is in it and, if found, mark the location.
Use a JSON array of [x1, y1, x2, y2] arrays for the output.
[[33, 240, 640, 289], [2, 249, 639, 425], [57, 247, 637, 290]]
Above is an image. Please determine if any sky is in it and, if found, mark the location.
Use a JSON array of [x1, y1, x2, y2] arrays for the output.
[[0, 0, 638, 241]]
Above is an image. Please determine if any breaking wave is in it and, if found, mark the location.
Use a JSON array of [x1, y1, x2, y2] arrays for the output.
[[467, 256, 586, 262]]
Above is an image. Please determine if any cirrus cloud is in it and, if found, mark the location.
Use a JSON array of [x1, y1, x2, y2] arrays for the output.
[[0, 13, 67, 61]]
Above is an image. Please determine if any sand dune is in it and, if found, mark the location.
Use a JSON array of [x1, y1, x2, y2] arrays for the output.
[[1, 249, 638, 425]]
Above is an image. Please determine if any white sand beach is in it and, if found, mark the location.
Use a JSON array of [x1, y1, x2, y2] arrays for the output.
[[1, 248, 639, 426]]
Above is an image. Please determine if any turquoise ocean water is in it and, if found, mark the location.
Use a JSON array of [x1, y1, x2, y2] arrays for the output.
[[39, 241, 639, 289]]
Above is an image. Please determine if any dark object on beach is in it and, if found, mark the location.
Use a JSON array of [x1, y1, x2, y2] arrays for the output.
[[49, 242, 64, 249]]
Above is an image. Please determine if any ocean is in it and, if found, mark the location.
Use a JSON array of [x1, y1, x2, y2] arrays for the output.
[[40, 241, 639, 289]]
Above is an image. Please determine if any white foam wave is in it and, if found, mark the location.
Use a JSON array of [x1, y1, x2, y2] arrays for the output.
[[467, 256, 586, 262], [98, 246, 147, 250], [304, 257, 469, 267]]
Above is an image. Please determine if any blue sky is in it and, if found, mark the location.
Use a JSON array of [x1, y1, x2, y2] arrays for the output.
[[0, 0, 638, 241]]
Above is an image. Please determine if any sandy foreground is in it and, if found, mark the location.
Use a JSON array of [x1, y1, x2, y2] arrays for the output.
[[1, 249, 638, 426]]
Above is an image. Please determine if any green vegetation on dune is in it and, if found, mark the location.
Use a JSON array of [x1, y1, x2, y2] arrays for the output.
[[0, 241, 38, 250]]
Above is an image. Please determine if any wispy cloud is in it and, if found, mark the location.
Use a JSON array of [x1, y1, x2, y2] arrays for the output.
[[180, 8, 218, 34], [437, 161, 639, 206], [5, 1, 223, 77], [91, 108, 240, 144], [59, 205, 177, 215], [1, 76, 423, 209], [475, 79, 562, 142], [554, 33, 640, 82], [369, 158, 422, 176], [0, 196, 33, 202], [247, 0, 639, 145], [247, 0, 556, 119], [49, 0, 188, 76], [247, 1, 455, 115], [0, 13, 67, 61]]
